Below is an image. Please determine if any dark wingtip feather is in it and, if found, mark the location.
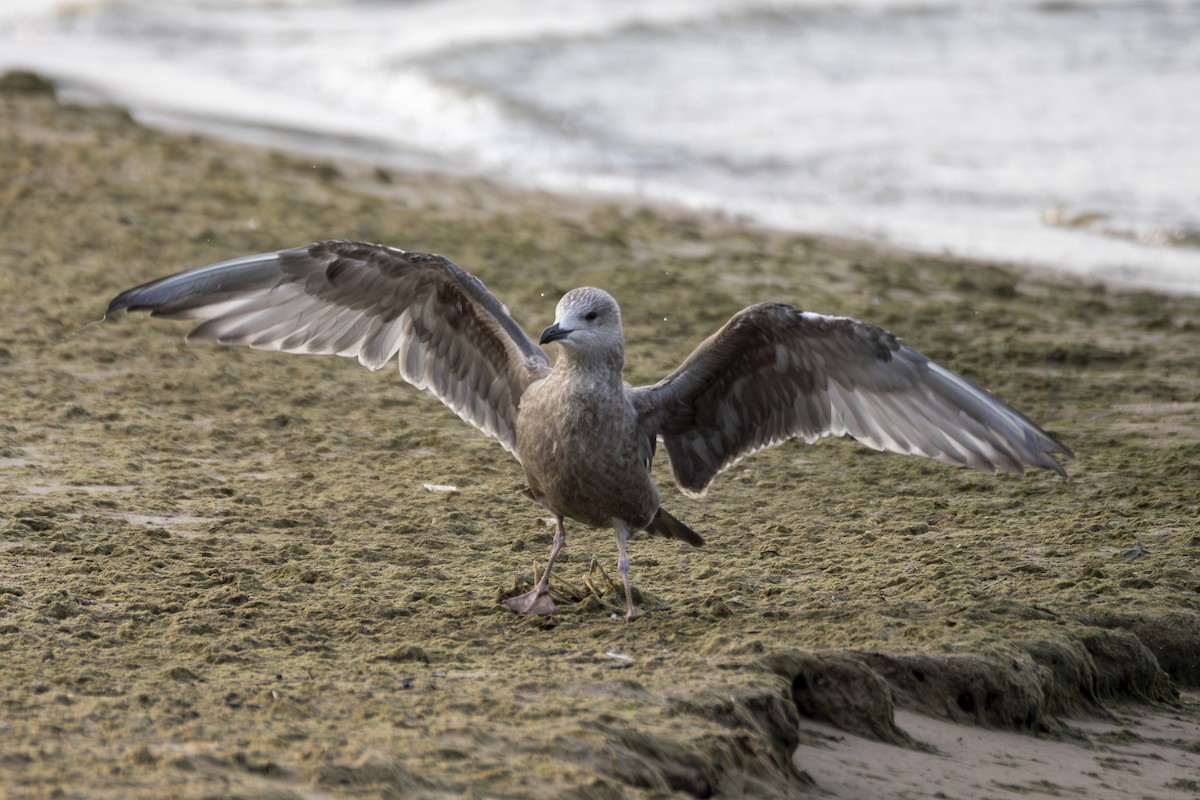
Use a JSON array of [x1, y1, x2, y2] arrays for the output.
[[1050, 433, 1075, 462], [105, 285, 149, 317], [105, 277, 196, 318], [104, 251, 287, 320], [645, 507, 704, 547], [105, 271, 211, 318]]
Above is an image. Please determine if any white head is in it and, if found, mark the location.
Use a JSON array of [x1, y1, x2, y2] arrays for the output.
[[539, 287, 624, 369]]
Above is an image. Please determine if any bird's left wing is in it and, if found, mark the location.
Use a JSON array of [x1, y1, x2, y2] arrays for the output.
[[632, 303, 1072, 497], [107, 240, 551, 457]]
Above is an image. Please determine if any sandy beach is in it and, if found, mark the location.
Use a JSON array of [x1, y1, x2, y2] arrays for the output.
[[1, 72, 1198, 799]]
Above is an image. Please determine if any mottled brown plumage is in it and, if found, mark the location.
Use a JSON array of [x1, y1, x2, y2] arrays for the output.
[[512, 288, 673, 617], [107, 240, 1072, 621]]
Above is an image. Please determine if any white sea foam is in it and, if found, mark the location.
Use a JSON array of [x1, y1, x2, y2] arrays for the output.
[[2, 0, 1196, 293]]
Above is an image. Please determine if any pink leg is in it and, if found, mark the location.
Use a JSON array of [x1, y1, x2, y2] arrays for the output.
[[615, 522, 639, 621], [503, 516, 565, 615]]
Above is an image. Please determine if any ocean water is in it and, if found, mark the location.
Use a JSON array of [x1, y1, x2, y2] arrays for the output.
[[2, 0, 1197, 294]]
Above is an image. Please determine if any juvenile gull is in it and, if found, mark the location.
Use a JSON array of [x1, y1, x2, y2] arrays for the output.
[[106, 240, 1073, 620]]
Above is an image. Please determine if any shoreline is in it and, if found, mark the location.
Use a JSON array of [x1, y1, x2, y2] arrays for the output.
[[2, 72, 1199, 798], [40, 69, 1200, 301], [138, 106, 1200, 300]]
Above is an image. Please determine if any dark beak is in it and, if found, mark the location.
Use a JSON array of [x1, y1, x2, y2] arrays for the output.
[[539, 322, 571, 345]]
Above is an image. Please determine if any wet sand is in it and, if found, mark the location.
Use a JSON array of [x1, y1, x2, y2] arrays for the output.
[[2, 72, 1199, 798]]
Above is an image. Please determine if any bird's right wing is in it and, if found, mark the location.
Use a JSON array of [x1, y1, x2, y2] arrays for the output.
[[107, 240, 551, 458], [633, 303, 1072, 497]]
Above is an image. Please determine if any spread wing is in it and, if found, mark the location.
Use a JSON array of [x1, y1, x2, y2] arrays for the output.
[[633, 303, 1072, 497], [106, 240, 551, 457]]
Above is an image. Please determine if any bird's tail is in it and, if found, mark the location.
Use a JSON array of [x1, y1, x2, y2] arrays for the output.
[[645, 507, 704, 547]]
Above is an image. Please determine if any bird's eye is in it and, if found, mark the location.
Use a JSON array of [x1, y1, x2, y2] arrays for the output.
[[584, 311, 598, 322]]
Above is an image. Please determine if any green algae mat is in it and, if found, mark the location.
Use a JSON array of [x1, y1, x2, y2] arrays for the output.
[[2, 75, 1198, 798]]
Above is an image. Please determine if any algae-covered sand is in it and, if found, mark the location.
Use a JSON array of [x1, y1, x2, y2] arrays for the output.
[[2, 74, 1199, 798]]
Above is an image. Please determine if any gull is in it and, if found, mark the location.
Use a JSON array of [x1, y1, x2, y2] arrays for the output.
[[106, 240, 1073, 620]]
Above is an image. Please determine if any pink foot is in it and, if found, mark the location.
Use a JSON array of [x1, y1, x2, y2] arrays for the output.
[[503, 588, 557, 616]]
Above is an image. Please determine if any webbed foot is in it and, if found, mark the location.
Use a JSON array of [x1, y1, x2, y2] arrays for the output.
[[503, 588, 557, 616]]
